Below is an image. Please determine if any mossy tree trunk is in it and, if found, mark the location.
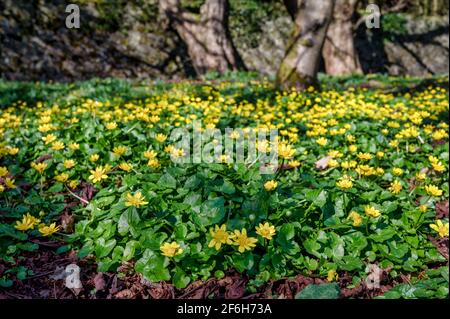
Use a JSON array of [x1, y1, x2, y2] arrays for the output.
[[159, 0, 245, 76], [322, 0, 362, 76], [276, 0, 335, 91]]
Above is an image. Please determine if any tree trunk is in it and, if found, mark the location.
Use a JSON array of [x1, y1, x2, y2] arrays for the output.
[[159, 0, 245, 76], [322, 0, 362, 75], [276, 0, 335, 90]]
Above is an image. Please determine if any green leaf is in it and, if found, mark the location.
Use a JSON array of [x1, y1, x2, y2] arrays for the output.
[[158, 173, 177, 189], [95, 238, 116, 258], [135, 249, 170, 282], [173, 268, 191, 289], [295, 283, 340, 299], [193, 197, 225, 227]]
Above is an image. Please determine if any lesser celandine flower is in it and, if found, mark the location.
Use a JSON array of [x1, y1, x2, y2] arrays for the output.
[[119, 162, 133, 172], [336, 175, 353, 190], [255, 222, 276, 240], [113, 146, 127, 156], [264, 180, 278, 191], [89, 166, 108, 183], [89, 154, 100, 162], [160, 241, 183, 257], [147, 159, 160, 168], [42, 134, 57, 144], [392, 167, 403, 176], [208, 224, 232, 250], [68, 143, 80, 151], [231, 229, 258, 253], [125, 191, 148, 207], [364, 206, 381, 218], [31, 162, 47, 174], [0, 166, 8, 177], [348, 211, 362, 227], [278, 144, 295, 159], [63, 159, 76, 169], [144, 150, 157, 159], [429, 220, 449, 238], [425, 184, 443, 197], [106, 122, 117, 130], [327, 269, 338, 282], [316, 137, 328, 146], [38, 223, 61, 236], [15, 213, 40, 231], [52, 141, 65, 151], [389, 180, 402, 194], [154, 133, 167, 143], [4, 178, 15, 188], [55, 173, 69, 183], [357, 152, 372, 161]]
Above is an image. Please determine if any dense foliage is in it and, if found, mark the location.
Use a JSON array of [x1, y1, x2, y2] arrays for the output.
[[0, 75, 448, 298]]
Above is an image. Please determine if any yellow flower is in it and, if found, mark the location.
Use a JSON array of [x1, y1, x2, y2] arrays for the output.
[[346, 135, 355, 142], [4, 178, 15, 188], [155, 133, 167, 143], [88, 166, 108, 183], [160, 241, 183, 257], [170, 148, 185, 158], [255, 222, 276, 240], [357, 152, 372, 161], [288, 160, 301, 168], [106, 122, 117, 130], [125, 191, 148, 207], [419, 205, 428, 212], [376, 151, 384, 158], [231, 229, 258, 253], [69, 180, 79, 189], [147, 159, 160, 168], [389, 180, 402, 194], [68, 143, 80, 151], [432, 161, 445, 172], [425, 184, 443, 197], [38, 223, 61, 236], [208, 224, 232, 250], [348, 211, 362, 227], [264, 180, 278, 191], [119, 162, 133, 172], [416, 172, 426, 181], [278, 144, 296, 159], [316, 137, 328, 146], [144, 150, 157, 159], [0, 185, 4, 192], [364, 206, 381, 218], [90, 154, 100, 162], [348, 144, 358, 153], [42, 134, 57, 144], [392, 167, 403, 176], [0, 166, 8, 177], [7, 147, 19, 155], [429, 220, 449, 238], [52, 141, 65, 151], [229, 131, 240, 139], [327, 269, 338, 282], [63, 159, 76, 169], [55, 173, 69, 183], [15, 213, 40, 231], [112, 146, 127, 156], [31, 162, 48, 174], [336, 176, 353, 190]]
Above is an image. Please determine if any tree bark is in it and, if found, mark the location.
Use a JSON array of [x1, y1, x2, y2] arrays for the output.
[[276, 0, 335, 90], [159, 0, 245, 76], [322, 0, 362, 76]]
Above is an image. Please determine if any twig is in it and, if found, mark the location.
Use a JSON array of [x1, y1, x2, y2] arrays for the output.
[[65, 186, 89, 205]]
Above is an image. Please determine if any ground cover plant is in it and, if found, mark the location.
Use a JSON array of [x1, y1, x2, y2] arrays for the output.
[[0, 75, 448, 299]]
